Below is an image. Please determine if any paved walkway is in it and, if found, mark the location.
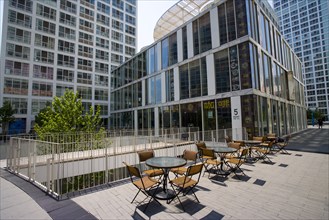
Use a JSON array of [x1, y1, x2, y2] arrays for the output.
[[1, 128, 328, 219]]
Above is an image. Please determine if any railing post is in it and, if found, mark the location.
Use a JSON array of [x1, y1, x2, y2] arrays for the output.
[[28, 139, 32, 181], [32, 141, 36, 181]]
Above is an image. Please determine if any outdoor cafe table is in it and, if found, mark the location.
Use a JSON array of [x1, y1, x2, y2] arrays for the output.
[[146, 156, 186, 200], [236, 140, 262, 162], [206, 146, 237, 175]]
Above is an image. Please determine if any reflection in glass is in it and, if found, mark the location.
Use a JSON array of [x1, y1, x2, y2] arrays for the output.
[[179, 64, 189, 99], [215, 49, 229, 93], [218, 3, 227, 45], [190, 60, 201, 98]]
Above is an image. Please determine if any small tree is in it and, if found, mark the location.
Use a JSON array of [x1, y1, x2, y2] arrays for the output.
[[0, 101, 15, 138], [34, 90, 105, 145]]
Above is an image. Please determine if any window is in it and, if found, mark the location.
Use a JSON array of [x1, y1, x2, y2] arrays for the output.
[[97, 13, 110, 25], [32, 81, 53, 97], [56, 85, 73, 97], [8, 9, 32, 28], [113, 0, 124, 10], [97, 25, 109, 37], [57, 68, 74, 82], [162, 33, 177, 68], [32, 99, 49, 115], [112, 19, 123, 31], [125, 14, 135, 25], [182, 26, 188, 60], [4, 60, 29, 77], [59, 26, 76, 40], [79, 18, 94, 33], [58, 40, 75, 53], [60, 0, 76, 14], [80, 6, 94, 20], [79, 32, 93, 45], [97, 2, 110, 14], [35, 18, 56, 35], [34, 49, 54, 64], [3, 97, 27, 114], [9, 0, 33, 12], [111, 42, 123, 53], [35, 34, 55, 49], [77, 86, 92, 99], [125, 46, 135, 56], [125, 35, 135, 46], [7, 26, 31, 44], [95, 74, 108, 86], [59, 12, 76, 26], [4, 77, 28, 95], [96, 49, 109, 60], [95, 89, 108, 101], [226, 0, 236, 41], [6, 43, 30, 59], [235, 0, 247, 38], [78, 58, 93, 71], [125, 25, 135, 35], [147, 45, 157, 74], [111, 53, 123, 63], [77, 72, 92, 85], [95, 62, 109, 73], [193, 13, 212, 56], [33, 65, 53, 79], [78, 45, 93, 58], [36, 3, 56, 20], [214, 49, 230, 93], [57, 54, 75, 67], [218, 4, 227, 44], [126, 3, 136, 15], [96, 37, 109, 49]]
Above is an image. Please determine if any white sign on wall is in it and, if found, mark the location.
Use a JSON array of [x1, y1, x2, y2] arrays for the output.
[[231, 96, 243, 140]]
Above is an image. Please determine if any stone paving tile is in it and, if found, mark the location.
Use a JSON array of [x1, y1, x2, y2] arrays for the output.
[[73, 150, 328, 219], [0, 178, 52, 220]]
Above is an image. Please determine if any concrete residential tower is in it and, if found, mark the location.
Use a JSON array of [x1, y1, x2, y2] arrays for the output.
[[274, 0, 329, 120], [0, 0, 137, 133]]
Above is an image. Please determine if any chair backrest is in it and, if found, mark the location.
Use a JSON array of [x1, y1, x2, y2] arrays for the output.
[[233, 140, 245, 147], [196, 142, 206, 150], [138, 149, 155, 162], [123, 162, 142, 179], [225, 135, 232, 143], [267, 133, 276, 138], [183, 150, 198, 162], [240, 148, 249, 157], [201, 148, 215, 158], [228, 142, 241, 150], [253, 136, 266, 142], [186, 163, 203, 177]]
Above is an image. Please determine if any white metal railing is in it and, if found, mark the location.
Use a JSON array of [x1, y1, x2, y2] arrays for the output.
[[4, 128, 247, 199]]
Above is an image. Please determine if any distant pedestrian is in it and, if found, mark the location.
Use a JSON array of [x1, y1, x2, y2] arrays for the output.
[[318, 118, 323, 129]]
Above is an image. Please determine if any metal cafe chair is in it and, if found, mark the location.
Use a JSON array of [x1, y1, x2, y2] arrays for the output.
[[123, 162, 161, 212], [169, 163, 204, 211]]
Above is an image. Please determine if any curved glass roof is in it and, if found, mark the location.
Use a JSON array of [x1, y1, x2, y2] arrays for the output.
[[153, 0, 215, 41]]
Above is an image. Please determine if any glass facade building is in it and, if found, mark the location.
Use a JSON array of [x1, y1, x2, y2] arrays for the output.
[[274, 0, 329, 120], [111, 0, 307, 139], [0, 0, 137, 133]]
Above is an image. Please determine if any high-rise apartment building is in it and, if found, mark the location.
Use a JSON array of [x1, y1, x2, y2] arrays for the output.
[[273, 0, 329, 120], [0, 0, 137, 133]]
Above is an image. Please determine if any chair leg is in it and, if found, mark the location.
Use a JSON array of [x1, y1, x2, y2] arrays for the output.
[[131, 189, 141, 203]]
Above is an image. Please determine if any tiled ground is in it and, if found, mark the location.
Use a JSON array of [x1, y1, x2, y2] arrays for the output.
[[73, 150, 329, 219]]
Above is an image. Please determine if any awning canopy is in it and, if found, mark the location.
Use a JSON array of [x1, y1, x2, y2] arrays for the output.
[[153, 0, 215, 41]]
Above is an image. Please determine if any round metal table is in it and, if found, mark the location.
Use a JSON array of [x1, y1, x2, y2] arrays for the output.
[[146, 157, 186, 200]]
